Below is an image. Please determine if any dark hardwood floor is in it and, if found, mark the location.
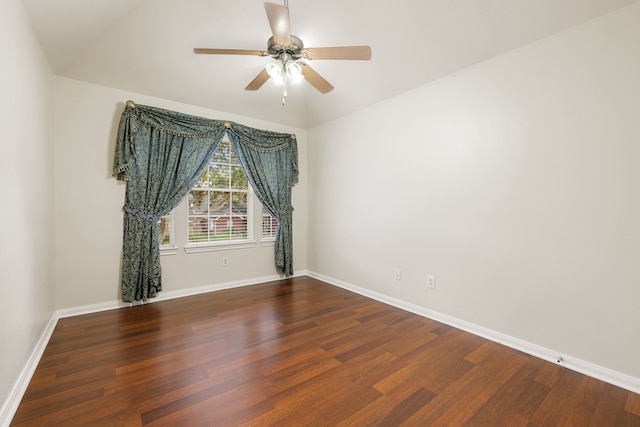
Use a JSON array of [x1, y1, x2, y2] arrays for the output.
[[10, 276, 640, 426]]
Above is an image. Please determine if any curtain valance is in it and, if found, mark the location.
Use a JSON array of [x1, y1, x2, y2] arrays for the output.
[[113, 101, 298, 302]]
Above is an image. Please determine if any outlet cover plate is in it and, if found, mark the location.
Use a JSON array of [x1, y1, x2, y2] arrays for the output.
[[427, 275, 435, 289]]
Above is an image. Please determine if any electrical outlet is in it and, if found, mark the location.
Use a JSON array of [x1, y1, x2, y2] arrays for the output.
[[222, 256, 229, 266], [394, 269, 401, 281], [427, 275, 435, 289]]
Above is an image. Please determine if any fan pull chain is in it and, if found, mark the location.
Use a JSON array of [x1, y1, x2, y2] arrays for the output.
[[282, 70, 287, 105]]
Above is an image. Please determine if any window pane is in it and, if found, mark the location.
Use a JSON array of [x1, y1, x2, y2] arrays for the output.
[[230, 192, 248, 239], [188, 216, 209, 242], [210, 216, 231, 241], [212, 140, 231, 163], [209, 191, 230, 215], [231, 191, 247, 214], [188, 191, 209, 215], [194, 168, 210, 189], [158, 214, 172, 245], [230, 216, 248, 239], [231, 165, 247, 189], [210, 163, 230, 188]]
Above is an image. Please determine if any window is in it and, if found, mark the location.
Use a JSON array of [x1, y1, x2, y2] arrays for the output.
[[187, 140, 251, 245], [262, 206, 278, 240]]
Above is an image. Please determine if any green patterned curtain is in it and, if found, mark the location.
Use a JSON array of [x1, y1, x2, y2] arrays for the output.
[[113, 102, 298, 302], [227, 123, 298, 275]]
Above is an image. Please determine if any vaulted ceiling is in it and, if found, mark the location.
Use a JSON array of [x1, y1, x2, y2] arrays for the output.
[[23, 0, 640, 128]]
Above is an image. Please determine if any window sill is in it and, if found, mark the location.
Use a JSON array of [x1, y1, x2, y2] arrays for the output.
[[260, 239, 275, 247], [184, 240, 257, 254], [159, 245, 178, 256]]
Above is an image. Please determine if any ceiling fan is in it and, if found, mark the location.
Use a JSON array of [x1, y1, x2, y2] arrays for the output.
[[193, 1, 372, 104]]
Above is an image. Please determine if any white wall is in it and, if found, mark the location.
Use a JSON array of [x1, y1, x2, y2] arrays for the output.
[[0, 0, 55, 416], [53, 77, 307, 309], [308, 3, 640, 379]]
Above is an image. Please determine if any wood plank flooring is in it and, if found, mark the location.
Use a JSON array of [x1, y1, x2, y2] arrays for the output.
[[10, 276, 640, 426]]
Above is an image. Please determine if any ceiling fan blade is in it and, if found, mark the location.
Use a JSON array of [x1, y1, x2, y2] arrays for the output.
[[304, 46, 372, 60], [193, 48, 268, 56], [264, 2, 292, 46], [245, 68, 270, 91], [300, 63, 334, 94]]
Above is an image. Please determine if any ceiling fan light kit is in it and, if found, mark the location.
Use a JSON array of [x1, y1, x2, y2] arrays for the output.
[[194, 1, 372, 105]]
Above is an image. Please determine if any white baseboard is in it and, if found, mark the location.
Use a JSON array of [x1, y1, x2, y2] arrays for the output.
[[307, 271, 640, 395], [0, 313, 59, 427], [56, 272, 306, 319]]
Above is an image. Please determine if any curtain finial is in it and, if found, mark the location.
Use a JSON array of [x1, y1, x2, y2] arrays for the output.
[[224, 121, 232, 128], [291, 134, 296, 140], [126, 100, 136, 109]]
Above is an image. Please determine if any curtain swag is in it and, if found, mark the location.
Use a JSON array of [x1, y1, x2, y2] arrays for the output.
[[113, 101, 298, 302]]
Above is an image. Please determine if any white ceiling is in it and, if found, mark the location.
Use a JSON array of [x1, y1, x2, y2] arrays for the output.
[[23, 0, 640, 129]]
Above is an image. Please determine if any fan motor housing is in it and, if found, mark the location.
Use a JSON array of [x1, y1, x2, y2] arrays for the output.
[[267, 35, 304, 59]]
